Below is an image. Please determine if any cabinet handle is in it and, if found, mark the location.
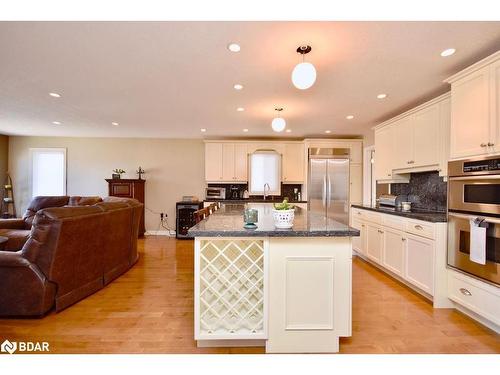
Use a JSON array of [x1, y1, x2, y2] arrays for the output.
[[488, 142, 495, 147], [378, 229, 384, 234], [414, 225, 423, 230], [361, 224, 365, 227], [480, 143, 487, 147], [459, 288, 472, 296], [357, 212, 361, 215], [402, 238, 406, 242], [387, 174, 391, 177]]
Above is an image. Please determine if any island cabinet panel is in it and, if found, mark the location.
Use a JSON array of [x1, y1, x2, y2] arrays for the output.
[[266, 237, 352, 353], [194, 238, 268, 341]]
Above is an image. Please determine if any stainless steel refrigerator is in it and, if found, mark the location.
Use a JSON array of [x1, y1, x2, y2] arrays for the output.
[[308, 148, 350, 224]]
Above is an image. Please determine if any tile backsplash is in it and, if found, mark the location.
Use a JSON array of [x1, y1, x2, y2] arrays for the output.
[[207, 183, 303, 201], [390, 171, 447, 212]]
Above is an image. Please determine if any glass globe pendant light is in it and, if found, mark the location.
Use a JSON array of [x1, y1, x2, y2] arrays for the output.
[[292, 45, 316, 90], [271, 108, 286, 132]]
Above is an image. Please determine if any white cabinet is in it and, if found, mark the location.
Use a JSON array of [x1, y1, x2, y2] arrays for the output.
[[374, 125, 394, 181], [222, 143, 235, 181], [282, 143, 305, 183], [382, 228, 405, 277], [374, 93, 449, 178], [365, 223, 383, 264], [404, 233, 435, 296], [446, 51, 500, 159], [351, 218, 366, 255], [234, 144, 248, 181], [205, 143, 223, 181], [349, 164, 362, 204]]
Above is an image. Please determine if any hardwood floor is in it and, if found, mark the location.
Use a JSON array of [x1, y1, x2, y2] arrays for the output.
[[0, 236, 498, 354]]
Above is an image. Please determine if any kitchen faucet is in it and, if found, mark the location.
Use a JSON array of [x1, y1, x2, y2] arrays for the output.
[[263, 183, 270, 200]]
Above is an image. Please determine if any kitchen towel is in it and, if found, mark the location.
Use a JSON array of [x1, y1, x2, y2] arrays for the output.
[[469, 218, 487, 265]]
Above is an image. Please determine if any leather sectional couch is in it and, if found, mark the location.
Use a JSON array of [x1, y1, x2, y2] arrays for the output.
[[0, 196, 142, 317]]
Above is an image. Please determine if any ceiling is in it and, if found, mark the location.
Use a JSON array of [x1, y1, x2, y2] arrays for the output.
[[1, 21, 500, 140]]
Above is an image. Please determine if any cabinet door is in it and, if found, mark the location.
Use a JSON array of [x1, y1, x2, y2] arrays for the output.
[[365, 223, 383, 264], [282, 143, 305, 183], [374, 126, 393, 181], [234, 143, 248, 181], [349, 164, 362, 204], [205, 143, 223, 181], [413, 103, 440, 167], [490, 59, 500, 154], [222, 143, 235, 181], [393, 116, 414, 170], [351, 218, 366, 256], [382, 228, 405, 277], [450, 66, 490, 159], [404, 233, 435, 296]]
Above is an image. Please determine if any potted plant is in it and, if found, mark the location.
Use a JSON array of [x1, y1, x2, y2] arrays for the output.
[[112, 169, 126, 179], [272, 198, 295, 229]]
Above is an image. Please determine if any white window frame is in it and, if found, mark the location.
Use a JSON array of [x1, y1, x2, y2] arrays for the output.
[[248, 150, 282, 196], [29, 148, 67, 198]]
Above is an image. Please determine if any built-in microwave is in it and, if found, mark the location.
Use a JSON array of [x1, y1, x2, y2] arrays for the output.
[[205, 187, 226, 200]]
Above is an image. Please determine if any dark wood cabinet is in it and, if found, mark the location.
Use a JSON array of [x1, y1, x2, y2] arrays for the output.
[[106, 178, 145, 236]]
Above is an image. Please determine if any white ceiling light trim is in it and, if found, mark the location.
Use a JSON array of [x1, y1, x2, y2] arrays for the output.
[[271, 107, 286, 132], [377, 93, 387, 99], [346, 115, 354, 120], [200, 128, 207, 132], [49, 92, 61, 98], [292, 45, 316, 90], [236, 107, 245, 112], [52, 121, 61, 125], [227, 43, 241, 52], [233, 84, 243, 90], [440, 48, 456, 57], [112, 122, 119, 126]]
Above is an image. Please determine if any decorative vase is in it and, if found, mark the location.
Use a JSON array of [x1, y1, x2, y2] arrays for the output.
[[272, 208, 295, 229], [112, 174, 121, 179], [243, 208, 258, 229]]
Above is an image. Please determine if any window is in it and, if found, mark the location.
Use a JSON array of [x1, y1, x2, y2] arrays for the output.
[[30, 148, 67, 197], [248, 151, 281, 195]]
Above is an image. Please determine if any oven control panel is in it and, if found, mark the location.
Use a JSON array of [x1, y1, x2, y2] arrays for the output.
[[463, 158, 500, 173]]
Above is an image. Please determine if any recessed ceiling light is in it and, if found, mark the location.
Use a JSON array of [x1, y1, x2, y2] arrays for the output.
[[234, 84, 244, 90], [111, 122, 119, 126], [441, 48, 456, 57], [346, 115, 354, 120], [377, 94, 387, 99], [49, 92, 61, 98], [52, 121, 61, 125], [285, 129, 292, 133], [243, 128, 249, 132], [325, 130, 331, 134], [227, 43, 241, 52], [200, 128, 207, 132], [237, 107, 245, 112]]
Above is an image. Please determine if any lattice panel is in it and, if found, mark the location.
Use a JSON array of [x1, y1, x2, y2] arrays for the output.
[[197, 239, 266, 338]]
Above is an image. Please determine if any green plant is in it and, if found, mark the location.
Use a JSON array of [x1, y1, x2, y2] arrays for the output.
[[113, 169, 125, 174], [273, 198, 295, 210]]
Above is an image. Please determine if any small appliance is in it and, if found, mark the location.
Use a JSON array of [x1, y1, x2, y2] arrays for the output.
[[205, 187, 225, 200], [378, 194, 408, 208]]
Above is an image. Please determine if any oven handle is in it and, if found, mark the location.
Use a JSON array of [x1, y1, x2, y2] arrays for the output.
[[448, 212, 500, 225], [449, 175, 500, 181]]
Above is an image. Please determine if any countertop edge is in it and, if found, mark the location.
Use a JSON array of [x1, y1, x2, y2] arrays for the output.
[[351, 204, 447, 223]]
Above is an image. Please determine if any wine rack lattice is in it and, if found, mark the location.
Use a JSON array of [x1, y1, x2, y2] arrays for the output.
[[196, 239, 266, 339]]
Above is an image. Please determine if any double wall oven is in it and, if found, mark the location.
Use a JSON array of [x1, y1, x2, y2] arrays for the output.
[[447, 155, 500, 286]]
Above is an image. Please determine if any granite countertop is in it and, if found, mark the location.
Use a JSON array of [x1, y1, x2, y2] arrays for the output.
[[188, 203, 359, 238], [204, 198, 308, 204], [351, 204, 447, 223]]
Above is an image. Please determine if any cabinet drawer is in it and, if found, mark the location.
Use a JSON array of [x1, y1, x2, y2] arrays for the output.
[[351, 209, 381, 224], [382, 214, 405, 231], [405, 219, 435, 239], [448, 271, 500, 326]]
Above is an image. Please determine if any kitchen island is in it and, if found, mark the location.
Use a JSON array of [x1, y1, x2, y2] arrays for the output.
[[188, 203, 359, 353]]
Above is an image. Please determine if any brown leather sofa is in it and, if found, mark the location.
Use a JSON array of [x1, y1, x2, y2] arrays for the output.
[[0, 195, 102, 251], [0, 197, 142, 317]]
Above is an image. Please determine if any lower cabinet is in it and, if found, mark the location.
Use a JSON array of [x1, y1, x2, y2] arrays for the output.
[[350, 217, 366, 255], [382, 228, 405, 278], [365, 223, 383, 263], [405, 233, 435, 296]]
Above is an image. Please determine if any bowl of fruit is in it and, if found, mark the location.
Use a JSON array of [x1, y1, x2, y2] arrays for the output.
[[272, 198, 295, 229]]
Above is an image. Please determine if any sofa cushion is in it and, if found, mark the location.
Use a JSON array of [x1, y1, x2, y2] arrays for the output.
[[68, 196, 103, 206], [23, 196, 70, 227], [0, 228, 31, 251]]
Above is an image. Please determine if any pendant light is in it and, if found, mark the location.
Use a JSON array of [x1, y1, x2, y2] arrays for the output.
[[271, 108, 286, 132], [291, 45, 316, 90]]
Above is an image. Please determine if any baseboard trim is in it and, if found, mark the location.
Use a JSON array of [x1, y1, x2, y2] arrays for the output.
[[145, 230, 176, 236]]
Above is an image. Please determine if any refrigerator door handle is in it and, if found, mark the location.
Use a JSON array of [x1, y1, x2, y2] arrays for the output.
[[322, 175, 327, 207], [327, 175, 332, 208]]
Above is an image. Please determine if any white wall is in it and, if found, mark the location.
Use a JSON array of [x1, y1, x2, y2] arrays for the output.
[[8, 136, 206, 232]]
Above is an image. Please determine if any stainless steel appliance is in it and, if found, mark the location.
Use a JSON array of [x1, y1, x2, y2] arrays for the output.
[[308, 148, 350, 224], [205, 187, 226, 200], [378, 194, 408, 208], [447, 155, 500, 285]]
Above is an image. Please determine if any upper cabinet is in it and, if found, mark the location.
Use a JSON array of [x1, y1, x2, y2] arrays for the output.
[[205, 142, 223, 181], [445, 51, 500, 159], [282, 143, 305, 183], [205, 142, 247, 182], [373, 93, 450, 181]]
